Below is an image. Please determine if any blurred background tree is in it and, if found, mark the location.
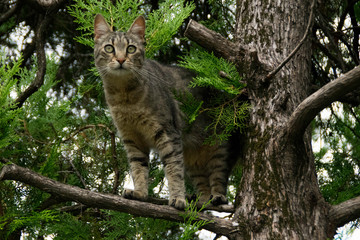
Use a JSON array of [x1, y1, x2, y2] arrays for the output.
[[0, 0, 359, 239]]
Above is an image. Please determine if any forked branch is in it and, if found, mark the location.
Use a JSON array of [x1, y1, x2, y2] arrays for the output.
[[0, 164, 237, 237], [286, 66, 360, 140]]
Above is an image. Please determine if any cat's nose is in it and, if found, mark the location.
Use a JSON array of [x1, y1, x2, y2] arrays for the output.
[[117, 58, 126, 65]]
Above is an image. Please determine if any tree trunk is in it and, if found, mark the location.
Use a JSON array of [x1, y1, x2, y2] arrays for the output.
[[232, 0, 333, 238]]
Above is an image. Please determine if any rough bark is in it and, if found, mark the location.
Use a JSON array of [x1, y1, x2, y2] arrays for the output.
[[228, 0, 357, 239], [330, 195, 360, 229], [2, 0, 360, 238]]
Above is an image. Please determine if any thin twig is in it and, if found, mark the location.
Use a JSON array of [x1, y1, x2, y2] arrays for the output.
[[13, 14, 49, 109], [0, 1, 21, 25], [20, 119, 50, 145], [62, 124, 121, 193], [69, 159, 88, 190], [110, 127, 120, 194], [264, 0, 316, 81], [330, 106, 360, 139], [62, 124, 114, 143]]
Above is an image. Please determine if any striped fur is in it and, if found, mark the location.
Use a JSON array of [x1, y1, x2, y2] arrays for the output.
[[94, 15, 237, 209]]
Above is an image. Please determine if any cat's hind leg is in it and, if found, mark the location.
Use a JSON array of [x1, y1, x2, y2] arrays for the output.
[[208, 144, 231, 205], [187, 168, 212, 206]]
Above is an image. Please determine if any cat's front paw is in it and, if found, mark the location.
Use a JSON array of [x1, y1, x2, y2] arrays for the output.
[[170, 197, 186, 210], [123, 189, 147, 201], [210, 194, 228, 205]]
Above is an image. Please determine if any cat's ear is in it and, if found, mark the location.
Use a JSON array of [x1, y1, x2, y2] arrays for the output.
[[128, 16, 145, 42], [94, 14, 112, 41]]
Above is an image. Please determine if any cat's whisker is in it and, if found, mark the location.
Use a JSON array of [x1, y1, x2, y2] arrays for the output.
[[132, 67, 169, 86]]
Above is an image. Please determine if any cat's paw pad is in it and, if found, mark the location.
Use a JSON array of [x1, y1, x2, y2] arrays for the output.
[[170, 197, 186, 210], [210, 194, 228, 205], [123, 189, 147, 201]]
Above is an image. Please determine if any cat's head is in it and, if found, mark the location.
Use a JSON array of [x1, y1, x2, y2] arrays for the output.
[[94, 14, 145, 78]]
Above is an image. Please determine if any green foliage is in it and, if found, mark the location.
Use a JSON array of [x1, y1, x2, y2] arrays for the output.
[[145, 1, 195, 57], [355, 1, 360, 22], [174, 91, 204, 125], [68, 0, 195, 58], [0, 210, 59, 239], [43, 212, 100, 240], [228, 162, 243, 203], [179, 197, 213, 240], [313, 103, 360, 205], [204, 99, 249, 144], [0, 52, 128, 238], [202, 0, 236, 38], [0, 55, 22, 149], [102, 211, 180, 240], [180, 47, 245, 95], [179, 47, 249, 144], [68, 0, 143, 48]]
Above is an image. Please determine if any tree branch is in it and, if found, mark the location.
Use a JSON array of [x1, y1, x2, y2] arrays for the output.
[[0, 1, 21, 25], [329, 195, 360, 228], [13, 14, 49, 109], [286, 66, 360, 140], [0, 164, 237, 237], [184, 19, 240, 63], [35, 0, 62, 7]]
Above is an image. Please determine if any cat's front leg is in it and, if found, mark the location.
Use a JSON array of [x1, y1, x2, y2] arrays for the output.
[[155, 130, 186, 209], [122, 139, 149, 201], [163, 153, 186, 210]]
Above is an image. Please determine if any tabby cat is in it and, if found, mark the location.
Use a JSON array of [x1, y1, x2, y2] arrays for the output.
[[94, 14, 237, 209]]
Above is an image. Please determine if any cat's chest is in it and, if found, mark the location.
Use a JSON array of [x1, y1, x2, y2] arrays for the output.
[[109, 105, 159, 133]]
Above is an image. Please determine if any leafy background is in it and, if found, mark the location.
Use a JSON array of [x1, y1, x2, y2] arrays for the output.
[[0, 0, 359, 239]]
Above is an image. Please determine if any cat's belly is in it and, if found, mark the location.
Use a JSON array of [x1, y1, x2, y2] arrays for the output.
[[183, 144, 217, 168]]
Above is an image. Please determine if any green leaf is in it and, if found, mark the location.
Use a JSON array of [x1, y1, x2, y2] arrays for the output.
[[354, 2, 360, 22], [68, 0, 195, 59]]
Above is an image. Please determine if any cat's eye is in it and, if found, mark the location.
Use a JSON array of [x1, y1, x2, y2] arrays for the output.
[[104, 45, 114, 53], [127, 45, 136, 54]]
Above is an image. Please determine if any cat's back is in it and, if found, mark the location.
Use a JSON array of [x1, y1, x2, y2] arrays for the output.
[[142, 59, 194, 91]]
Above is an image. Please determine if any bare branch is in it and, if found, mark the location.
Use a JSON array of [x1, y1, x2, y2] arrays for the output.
[[329, 195, 360, 228], [69, 159, 88, 189], [13, 14, 49, 109], [0, 164, 238, 237], [0, 1, 21, 25], [62, 124, 114, 143], [348, 2, 360, 63], [315, 15, 349, 72], [286, 66, 360, 140], [36, 0, 62, 7], [62, 124, 121, 193], [184, 19, 240, 63], [184, 19, 272, 87], [264, 0, 316, 81]]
